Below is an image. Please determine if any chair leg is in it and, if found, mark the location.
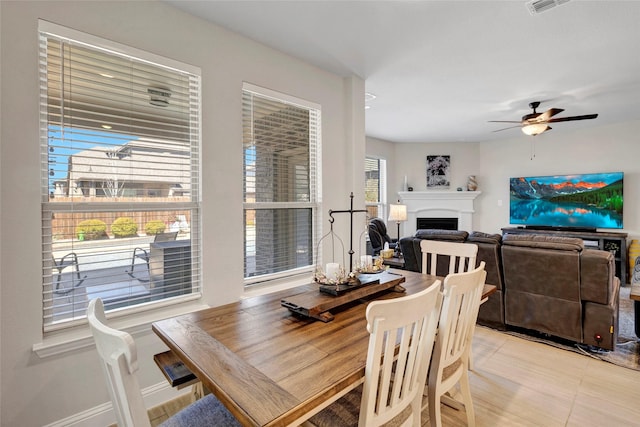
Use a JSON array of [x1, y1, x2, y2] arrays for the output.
[[127, 249, 150, 282], [191, 382, 204, 402], [427, 381, 443, 427], [459, 370, 476, 427], [54, 266, 85, 295], [54, 268, 65, 293]]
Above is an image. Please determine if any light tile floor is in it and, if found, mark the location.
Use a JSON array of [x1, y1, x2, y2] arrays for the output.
[[147, 326, 640, 426]]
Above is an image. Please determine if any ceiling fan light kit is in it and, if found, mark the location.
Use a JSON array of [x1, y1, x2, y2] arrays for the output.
[[522, 123, 550, 136], [490, 100, 598, 136]]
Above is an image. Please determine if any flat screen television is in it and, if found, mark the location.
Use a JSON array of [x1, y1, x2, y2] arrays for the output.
[[509, 172, 623, 230]]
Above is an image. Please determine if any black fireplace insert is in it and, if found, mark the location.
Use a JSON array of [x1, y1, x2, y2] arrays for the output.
[[416, 217, 458, 230]]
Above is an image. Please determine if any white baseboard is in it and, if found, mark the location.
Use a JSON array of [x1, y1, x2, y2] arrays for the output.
[[43, 381, 190, 427]]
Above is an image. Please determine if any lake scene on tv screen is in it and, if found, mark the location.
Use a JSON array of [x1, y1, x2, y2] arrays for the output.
[[510, 172, 623, 229]]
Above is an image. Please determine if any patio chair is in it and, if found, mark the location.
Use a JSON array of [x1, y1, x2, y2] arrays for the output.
[[87, 298, 241, 427], [127, 231, 177, 281], [52, 252, 86, 294]]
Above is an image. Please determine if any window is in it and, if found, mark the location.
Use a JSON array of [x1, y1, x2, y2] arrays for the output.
[[242, 83, 321, 284], [39, 21, 201, 331], [365, 157, 387, 219]]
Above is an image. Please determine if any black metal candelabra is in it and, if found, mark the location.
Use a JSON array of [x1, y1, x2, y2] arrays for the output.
[[328, 193, 367, 273]]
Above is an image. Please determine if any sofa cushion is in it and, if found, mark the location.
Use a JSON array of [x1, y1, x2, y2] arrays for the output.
[[414, 229, 468, 241], [502, 244, 581, 301], [468, 231, 502, 245], [502, 233, 584, 252]]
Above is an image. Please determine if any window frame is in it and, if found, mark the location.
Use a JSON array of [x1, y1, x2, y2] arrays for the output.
[[39, 20, 203, 333], [242, 83, 322, 286]]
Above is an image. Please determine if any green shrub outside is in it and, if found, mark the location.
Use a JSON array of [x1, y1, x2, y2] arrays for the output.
[[144, 220, 166, 236], [76, 219, 107, 240], [111, 217, 138, 238]]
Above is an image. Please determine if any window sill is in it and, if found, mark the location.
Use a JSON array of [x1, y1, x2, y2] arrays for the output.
[[243, 271, 314, 299], [33, 298, 210, 358]]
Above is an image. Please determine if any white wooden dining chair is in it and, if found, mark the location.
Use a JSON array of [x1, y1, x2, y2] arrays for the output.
[[420, 239, 478, 276], [308, 281, 443, 427], [87, 298, 240, 427], [420, 239, 482, 370], [425, 263, 486, 427]]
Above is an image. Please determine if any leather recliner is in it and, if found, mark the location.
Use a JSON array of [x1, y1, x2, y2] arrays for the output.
[[368, 218, 397, 255], [501, 234, 619, 350]]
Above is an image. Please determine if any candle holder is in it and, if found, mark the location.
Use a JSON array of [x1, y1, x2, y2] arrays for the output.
[[314, 193, 368, 287], [354, 256, 388, 274], [314, 213, 350, 286]]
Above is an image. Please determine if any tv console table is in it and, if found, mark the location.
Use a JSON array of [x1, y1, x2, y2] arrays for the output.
[[502, 227, 628, 284]]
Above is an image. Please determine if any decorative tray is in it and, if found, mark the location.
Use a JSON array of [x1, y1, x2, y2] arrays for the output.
[[357, 267, 388, 275], [281, 271, 406, 322], [318, 274, 381, 296]]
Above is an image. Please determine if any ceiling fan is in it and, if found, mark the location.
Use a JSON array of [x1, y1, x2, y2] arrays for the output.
[[489, 101, 598, 136]]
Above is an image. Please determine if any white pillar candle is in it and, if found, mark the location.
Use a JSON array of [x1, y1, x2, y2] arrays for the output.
[[325, 263, 340, 281]]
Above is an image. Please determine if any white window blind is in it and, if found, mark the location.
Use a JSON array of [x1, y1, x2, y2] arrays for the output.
[[242, 84, 321, 283], [365, 157, 386, 219], [39, 21, 201, 330]]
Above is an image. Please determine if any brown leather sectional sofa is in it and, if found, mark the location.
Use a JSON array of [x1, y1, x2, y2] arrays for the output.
[[400, 230, 620, 350]]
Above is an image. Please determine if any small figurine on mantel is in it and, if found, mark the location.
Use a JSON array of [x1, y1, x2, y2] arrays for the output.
[[467, 175, 478, 191]]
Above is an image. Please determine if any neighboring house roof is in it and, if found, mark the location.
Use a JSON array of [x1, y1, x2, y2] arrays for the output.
[[67, 138, 191, 191]]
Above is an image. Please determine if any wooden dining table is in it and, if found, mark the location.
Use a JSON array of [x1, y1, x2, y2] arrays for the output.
[[152, 269, 496, 427]]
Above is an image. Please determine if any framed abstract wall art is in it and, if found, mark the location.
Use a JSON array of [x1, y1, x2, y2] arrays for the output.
[[426, 155, 450, 188]]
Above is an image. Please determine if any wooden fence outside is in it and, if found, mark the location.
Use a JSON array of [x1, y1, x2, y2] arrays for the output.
[[50, 196, 192, 240]]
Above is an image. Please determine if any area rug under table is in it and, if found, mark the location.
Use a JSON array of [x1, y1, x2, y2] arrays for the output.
[[502, 328, 639, 372]]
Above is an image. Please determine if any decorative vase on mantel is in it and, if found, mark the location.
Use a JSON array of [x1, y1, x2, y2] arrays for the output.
[[467, 175, 478, 191]]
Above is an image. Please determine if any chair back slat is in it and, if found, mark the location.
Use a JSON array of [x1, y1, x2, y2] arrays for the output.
[[420, 240, 478, 276]]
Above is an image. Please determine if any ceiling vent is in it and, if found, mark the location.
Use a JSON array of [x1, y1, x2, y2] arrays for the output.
[[526, 0, 570, 15], [147, 87, 172, 107]]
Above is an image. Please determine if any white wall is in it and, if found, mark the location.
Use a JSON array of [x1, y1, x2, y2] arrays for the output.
[[373, 120, 640, 239], [366, 138, 481, 213], [476, 120, 640, 237], [0, 1, 364, 425], [392, 142, 481, 196]]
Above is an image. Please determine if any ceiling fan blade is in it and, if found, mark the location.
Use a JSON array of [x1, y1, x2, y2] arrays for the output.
[[545, 113, 598, 123], [492, 125, 522, 132], [536, 108, 564, 122]]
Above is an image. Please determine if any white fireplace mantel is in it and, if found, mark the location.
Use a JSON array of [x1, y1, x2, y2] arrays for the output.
[[398, 191, 481, 236]]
